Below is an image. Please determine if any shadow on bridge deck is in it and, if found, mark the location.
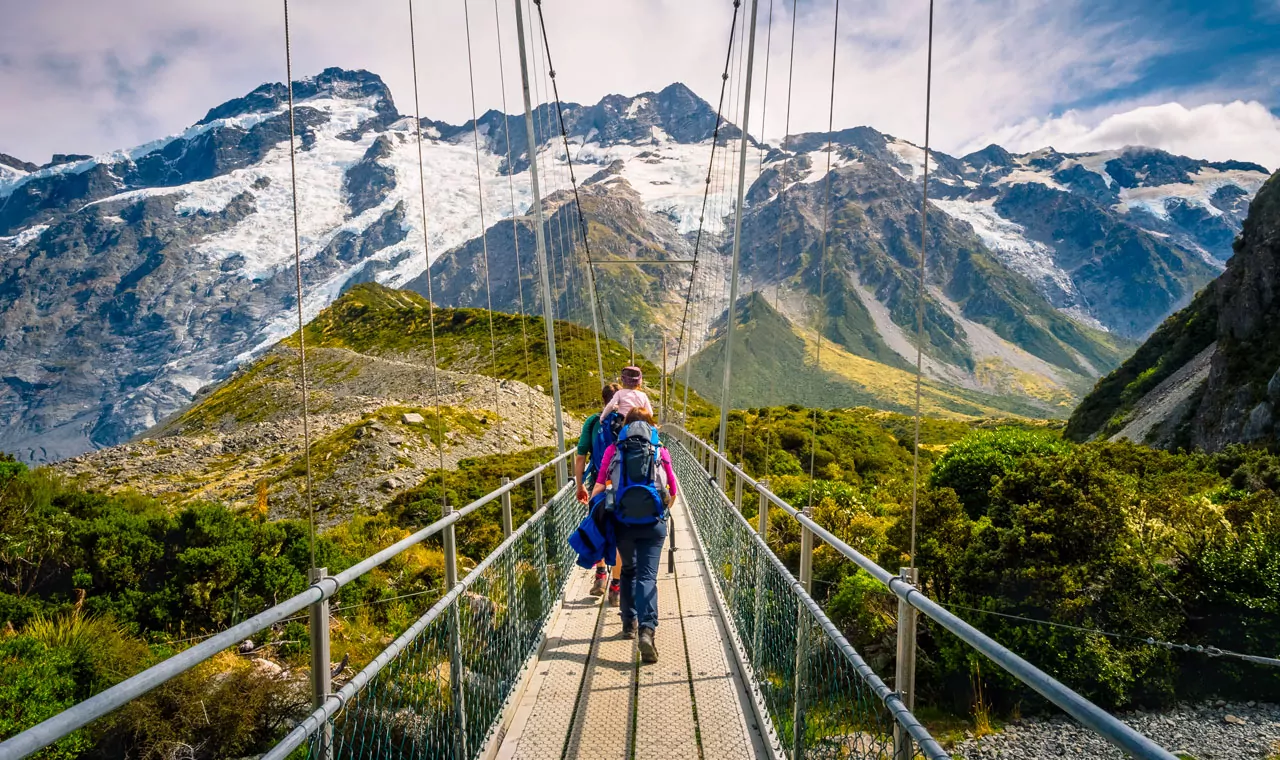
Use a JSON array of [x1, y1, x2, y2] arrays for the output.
[[492, 493, 770, 760]]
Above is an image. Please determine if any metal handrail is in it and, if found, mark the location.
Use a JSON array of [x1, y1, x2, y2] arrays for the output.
[[671, 435, 947, 759], [262, 480, 575, 760], [666, 425, 1178, 760], [0, 449, 575, 760]]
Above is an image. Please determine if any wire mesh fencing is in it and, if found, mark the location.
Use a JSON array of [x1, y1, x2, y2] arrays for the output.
[[666, 434, 941, 760], [304, 484, 585, 760]]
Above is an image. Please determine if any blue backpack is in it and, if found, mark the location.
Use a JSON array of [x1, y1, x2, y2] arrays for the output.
[[607, 421, 669, 526], [587, 410, 625, 483]]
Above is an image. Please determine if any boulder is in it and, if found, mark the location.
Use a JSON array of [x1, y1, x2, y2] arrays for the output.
[[252, 658, 284, 679], [401, 412, 425, 425]]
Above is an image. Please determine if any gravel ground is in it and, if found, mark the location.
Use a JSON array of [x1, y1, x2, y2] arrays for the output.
[[950, 702, 1280, 759]]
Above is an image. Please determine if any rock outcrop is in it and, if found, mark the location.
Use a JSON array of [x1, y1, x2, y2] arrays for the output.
[[1067, 170, 1280, 450]]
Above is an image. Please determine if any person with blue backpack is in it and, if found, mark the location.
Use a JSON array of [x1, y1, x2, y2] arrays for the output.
[[589, 407, 677, 663], [574, 383, 624, 601]]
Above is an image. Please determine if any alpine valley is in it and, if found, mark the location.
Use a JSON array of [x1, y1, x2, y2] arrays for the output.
[[1, 67, 1271, 462]]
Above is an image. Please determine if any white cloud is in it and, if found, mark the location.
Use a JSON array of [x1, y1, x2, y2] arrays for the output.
[[0, 0, 1251, 169], [972, 100, 1280, 170]]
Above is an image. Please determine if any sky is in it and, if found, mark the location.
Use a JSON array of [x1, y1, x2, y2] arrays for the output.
[[1, 0, 1279, 169]]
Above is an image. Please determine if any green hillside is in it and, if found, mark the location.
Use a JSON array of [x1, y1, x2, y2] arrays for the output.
[[300, 282, 706, 416], [682, 293, 1068, 419]]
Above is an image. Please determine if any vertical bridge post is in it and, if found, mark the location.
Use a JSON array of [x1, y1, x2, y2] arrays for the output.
[[752, 480, 769, 671], [501, 476, 514, 537], [513, 0, 567, 488], [793, 512, 815, 759], [443, 500, 468, 758], [716, 0, 763, 461], [894, 567, 920, 760], [307, 567, 332, 760], [501, 477, 520, 675]]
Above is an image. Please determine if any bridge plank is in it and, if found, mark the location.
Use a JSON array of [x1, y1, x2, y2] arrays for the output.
[[671, 499, 771, 760], [633, 570, 699, 759], [491, 496, 768, 760], [563, 587, 635, 760], [494, 567, 601, 760]]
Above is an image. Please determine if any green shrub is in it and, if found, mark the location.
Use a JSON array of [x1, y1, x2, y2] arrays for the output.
[[929, 428, 1068, 518]]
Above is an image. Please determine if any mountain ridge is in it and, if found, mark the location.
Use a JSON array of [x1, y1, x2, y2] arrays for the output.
[[0, 66, 1270, 461]]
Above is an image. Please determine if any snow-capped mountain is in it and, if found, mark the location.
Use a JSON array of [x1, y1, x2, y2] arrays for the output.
[[0, 67, 1268, 461]]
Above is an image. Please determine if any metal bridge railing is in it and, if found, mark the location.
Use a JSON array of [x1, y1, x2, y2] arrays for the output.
[[0, 450, 581, 760], [667, 431, 947, 760], [666, 425, 1179, 760]]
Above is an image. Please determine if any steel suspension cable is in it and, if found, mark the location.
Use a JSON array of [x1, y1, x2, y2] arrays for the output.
[[462, 0, 505, 447], [524, 1, 568, 411], [761, 0, 796, 478], [721, 0, 750, 322], [674, 0, 742, 419], [806, 0, 840, 508], [491, 0, 537, 446], [532, 0, 609, 384], [529, 1, 587, 403], [407, 0, 448, 499], [757, 0, 775, 172], [281, 0, 317, 567], [910, 0, 935, 569]]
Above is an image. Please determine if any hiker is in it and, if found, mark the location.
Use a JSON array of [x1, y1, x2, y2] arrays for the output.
[[574, 383, 623, 602], [590, 407, 677, 664], [599, 366, 653, 420]]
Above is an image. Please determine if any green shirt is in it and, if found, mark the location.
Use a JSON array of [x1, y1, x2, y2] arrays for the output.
[[576, 413, 601, 456]]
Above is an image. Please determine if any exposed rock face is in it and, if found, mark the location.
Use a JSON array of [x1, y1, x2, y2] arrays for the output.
[[1067, 170, 1280, 450], [1187, 170, 1280, 449]]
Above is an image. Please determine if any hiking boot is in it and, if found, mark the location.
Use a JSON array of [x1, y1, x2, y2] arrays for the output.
[[589, 569, 607, 597], [621, 619, 637, 639], [607, 580, 621, 607], [638, 627, 658, 663]]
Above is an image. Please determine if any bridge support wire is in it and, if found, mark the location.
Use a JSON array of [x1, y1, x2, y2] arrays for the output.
[[717, 0, 762, 467]]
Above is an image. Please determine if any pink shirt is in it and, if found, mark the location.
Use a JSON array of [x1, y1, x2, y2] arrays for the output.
[[600, 388, 653, 420], [598, 443, 678, 499]]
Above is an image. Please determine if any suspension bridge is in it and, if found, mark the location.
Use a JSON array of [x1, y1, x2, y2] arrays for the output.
[[0, 0, 1208, 758]]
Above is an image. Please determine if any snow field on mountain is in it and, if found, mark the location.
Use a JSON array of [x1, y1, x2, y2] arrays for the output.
[[930, 197, 1082, 305], [0, 108, 289, 200], [888, 138, 928, 178], [1116, 166, 1267, 220], [0, 164, 27, 187], [233, 112, 535, 363], [0, 224, 48, 248], [571, 135, 737, 234]]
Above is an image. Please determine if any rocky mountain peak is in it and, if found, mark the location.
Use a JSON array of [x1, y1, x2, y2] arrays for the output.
[[962, 143, 1014, 171], [199, 67, 398, 126], [0, 153, 37, 173]]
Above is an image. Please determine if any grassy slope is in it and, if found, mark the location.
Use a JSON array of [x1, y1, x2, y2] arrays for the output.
[[292, 282, 710, 416], [684, 292, 1063, 419]]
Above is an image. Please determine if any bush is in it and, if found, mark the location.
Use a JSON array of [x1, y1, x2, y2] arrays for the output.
[[929, 428, 1068, 518]]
